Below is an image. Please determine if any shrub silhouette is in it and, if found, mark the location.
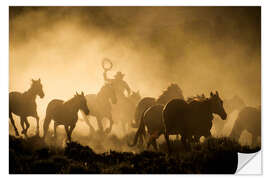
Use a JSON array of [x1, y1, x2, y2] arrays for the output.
[[9, 135, 260, 174]]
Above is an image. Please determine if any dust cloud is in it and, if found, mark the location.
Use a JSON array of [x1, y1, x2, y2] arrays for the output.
[[9, 7, 261, 147]]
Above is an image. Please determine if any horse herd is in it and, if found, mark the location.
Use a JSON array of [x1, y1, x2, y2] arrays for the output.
[[9, 79, 261, 152]]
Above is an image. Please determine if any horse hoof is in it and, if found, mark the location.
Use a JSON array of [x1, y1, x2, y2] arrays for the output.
[[21, 130, 25, 134], [15, 132, 19, 136]]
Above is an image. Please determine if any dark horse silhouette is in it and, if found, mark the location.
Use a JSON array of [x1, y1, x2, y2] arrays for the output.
[[128, 83, 184, 148], [43, 92, 89, 142], [230, 106, 261, 146], [81, 83, 117, 134], [9, 78, 44, 137], [132, 83, 184, 128], [129, 91, 227, 151], [163, 91, 227, 152]]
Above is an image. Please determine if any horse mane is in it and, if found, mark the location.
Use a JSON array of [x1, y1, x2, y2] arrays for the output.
[[186, 94, 207, 104], [156, 83, 184, 105], [23, 81, 37, 96]]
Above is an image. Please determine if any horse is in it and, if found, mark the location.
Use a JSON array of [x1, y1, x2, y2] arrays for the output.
[[212, 95, 246, 136], [163, 91, 227, 152], [112, 90, 141, 135], [9, 78, 44, 137], [43, 92, 89, 142], [81, 83, 117, 134], [230, 106, 261, 147], [131, 83, 184, 128], [128, 83, 184, 148]]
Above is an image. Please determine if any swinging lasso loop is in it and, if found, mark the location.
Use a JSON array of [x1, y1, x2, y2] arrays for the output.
[[102, 58, 113, 71]]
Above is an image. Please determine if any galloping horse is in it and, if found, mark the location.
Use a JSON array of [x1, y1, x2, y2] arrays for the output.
[[43, 92, 89, 142], [163, 91, 227, 152], [9, 78, 44, 137], [81, 83, 117, 134], [129, 91, 227, 151]]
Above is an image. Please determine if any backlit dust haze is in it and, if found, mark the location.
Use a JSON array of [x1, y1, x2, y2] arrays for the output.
[[9, 7, 261, 144]]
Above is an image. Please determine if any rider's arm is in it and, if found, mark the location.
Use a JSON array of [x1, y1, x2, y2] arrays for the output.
[[124, 81, 131, 96], [103, 70, 113, 82]]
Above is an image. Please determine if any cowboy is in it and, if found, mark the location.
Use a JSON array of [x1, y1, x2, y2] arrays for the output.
[[103, 70, 131, 98]]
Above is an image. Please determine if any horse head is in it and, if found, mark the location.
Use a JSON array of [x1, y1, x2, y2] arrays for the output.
[[31, 78, 45, 98], [209, 91, 227, 120], [75, 91, 90, 115]]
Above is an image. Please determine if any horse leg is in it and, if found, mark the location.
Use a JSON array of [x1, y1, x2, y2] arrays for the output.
[[24, 118, 30, 137], [33, 114, 40, 136], [43, 115, 52, 139], [9, 112, 19, 136], [105, 114, 113, 134], [164, 130, 171, 154], [64, 125, 70, 142], [53, 121, 58, 140], [20, 116, 26, 135], [147, 131, 160, 151], [68, 124, 76, 142], [96, 117, 104, 133]]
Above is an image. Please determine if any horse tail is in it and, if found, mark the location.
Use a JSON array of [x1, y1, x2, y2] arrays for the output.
[[128, 108, 147, 147]]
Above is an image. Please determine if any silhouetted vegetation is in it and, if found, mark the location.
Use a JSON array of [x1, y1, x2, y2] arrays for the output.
[[9, 135, 260, 174]]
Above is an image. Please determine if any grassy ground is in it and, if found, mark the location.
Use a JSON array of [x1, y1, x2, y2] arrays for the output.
[[9, 134, 260, 174]]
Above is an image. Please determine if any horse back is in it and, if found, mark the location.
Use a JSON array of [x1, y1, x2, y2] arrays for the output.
[[46, 99, 64, 115]]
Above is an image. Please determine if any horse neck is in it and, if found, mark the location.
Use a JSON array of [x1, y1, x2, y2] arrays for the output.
[[23, 86, 38, 101], [64, 97, 80, 113], [198, 99, 212, 115]]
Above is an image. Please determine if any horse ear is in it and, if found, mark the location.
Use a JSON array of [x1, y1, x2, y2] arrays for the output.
[[210, 92, 213, 97], [81, 91, 84, 96], [38, 78, 41, 82], [76, 92, 79, 96], [31, 79, 35, 83], [216, 91, 219, 96]]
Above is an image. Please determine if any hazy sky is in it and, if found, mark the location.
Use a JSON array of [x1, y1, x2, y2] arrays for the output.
[[9, 7, 261, 119]]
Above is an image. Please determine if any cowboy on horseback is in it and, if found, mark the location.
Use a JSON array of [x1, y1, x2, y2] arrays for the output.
[[102, 59, 131, 99]]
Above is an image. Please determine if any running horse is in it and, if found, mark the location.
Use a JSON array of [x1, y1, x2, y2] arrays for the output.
[[128, 83, 184, 148], [81, 83, 117, 134], [163, 91, 227, 152], [129, 91, 227, 152], [9, 78, 44, 137], [43, 92, 89, 142]]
